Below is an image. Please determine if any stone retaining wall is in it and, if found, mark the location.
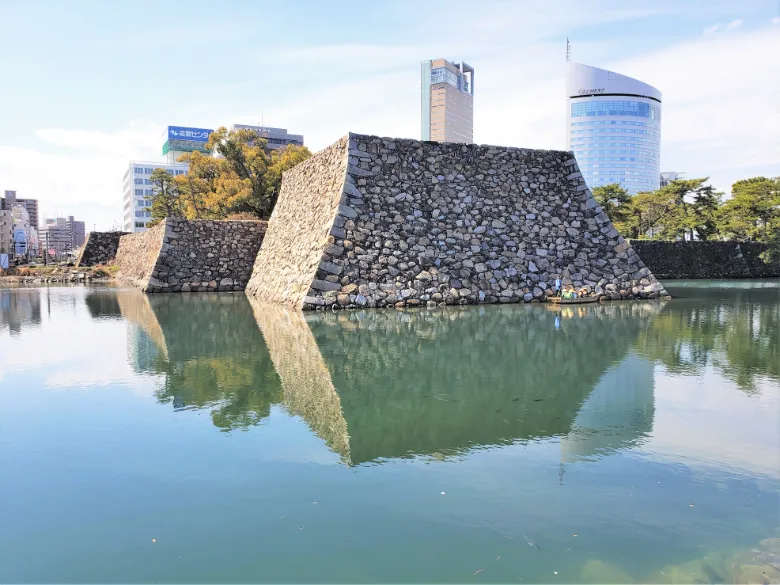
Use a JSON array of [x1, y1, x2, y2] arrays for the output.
[[116, 219, 267, 292], [632, 241, 780, 279], [246, 132, 667, 309], [75, 231, 129, 266], [115, 222, 166, 289]]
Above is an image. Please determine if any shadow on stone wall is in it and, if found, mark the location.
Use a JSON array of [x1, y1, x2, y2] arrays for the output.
[[632, 240, 780, 279]]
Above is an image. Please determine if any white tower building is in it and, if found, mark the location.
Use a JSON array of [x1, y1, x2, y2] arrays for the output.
[[566, 62, 662, 194]]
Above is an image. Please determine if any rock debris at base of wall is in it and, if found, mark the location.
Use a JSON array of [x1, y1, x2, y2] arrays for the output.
[[246, 133, 668, 310], [116, 219, 267, 293]]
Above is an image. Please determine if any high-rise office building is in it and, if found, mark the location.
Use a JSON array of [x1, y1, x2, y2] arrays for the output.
[[230, 125, 304, 150], [421, 59, 474, 144], [566, 62, 662, 194]]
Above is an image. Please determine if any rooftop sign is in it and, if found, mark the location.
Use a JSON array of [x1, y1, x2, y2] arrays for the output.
[[167, 126, 213, 142]]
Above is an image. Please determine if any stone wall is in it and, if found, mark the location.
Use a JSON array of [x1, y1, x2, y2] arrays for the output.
[[115, 222, 166, 289], [246, 132, 667, 309], [75, 231, 129, 266], [245, 138, 349, 304], [116, 219, 266, 292], [632, 241, 780, 279]]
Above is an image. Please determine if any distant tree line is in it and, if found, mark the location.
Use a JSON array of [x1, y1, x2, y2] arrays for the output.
[[592, 176, 780, 262], [147, 127, 311, 225]]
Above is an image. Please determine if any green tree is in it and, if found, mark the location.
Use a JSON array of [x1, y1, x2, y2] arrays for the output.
[[717, 176, 780, 242], [147, 168, 181, 227], [592, 183, 633, 235], [626, 179, 721, 241], [204, 127, 311, 219]]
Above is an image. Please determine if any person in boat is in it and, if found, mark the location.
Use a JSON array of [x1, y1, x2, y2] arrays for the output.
[[561, 286, 578, 299]]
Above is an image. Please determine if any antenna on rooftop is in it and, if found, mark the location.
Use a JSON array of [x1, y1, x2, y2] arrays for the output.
[[566, 38, 571, 62]]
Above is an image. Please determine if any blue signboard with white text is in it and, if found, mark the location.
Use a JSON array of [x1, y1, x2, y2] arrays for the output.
[[167, 126, 212, 142]]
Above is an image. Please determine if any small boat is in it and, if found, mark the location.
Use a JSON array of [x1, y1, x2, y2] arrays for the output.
[[547, 295, 600, 305]]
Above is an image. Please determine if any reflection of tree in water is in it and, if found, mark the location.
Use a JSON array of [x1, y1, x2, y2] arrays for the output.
[[634, 284, 779, 391], [116, 290, 281, 431]]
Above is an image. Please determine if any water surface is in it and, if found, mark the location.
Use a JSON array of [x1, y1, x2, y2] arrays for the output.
[[1, 281, 778, 583]]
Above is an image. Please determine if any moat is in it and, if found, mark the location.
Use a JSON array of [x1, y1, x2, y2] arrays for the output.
[[1, 281, 778, 583]]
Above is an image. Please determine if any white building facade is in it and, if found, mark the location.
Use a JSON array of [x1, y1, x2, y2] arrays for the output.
[[566, 63, 662, 194], [122, 161, 188, 232]]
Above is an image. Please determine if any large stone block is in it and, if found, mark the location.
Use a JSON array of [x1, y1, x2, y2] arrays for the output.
[[245, 133, 668, 309]]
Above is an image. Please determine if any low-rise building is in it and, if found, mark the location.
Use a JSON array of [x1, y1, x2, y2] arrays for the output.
[[230, 124, 304, 150], [67, 216, 86, 248], [39, 217, 74, 259], [660, 172, 684, 187], [0, 209, 13, 256], [123, 160, 188, 233]]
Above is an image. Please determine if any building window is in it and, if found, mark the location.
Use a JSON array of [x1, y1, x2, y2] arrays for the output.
[[135, 222, 145, 228], [135, 189, 143, 196], [134, 167, 143, 174], [571, 100, 660, 120], [134, 178, 143, 185], [135, 211, 145, 217]]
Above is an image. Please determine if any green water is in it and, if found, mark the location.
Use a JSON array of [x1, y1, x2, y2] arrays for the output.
[[1, 281, 778, 583]]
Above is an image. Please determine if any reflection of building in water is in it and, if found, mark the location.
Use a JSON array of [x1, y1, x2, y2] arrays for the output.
[[0, 288, 42, 335], [251, 299, 663, 465], [560, 352, 655, 462]]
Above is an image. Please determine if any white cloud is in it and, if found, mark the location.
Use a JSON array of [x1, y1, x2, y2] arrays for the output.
[[772, 16, 780, 25], [1, 2, 776, 228], [0, 123, 161, 229], [704, 18, 744, 35], [608, 27, 780, 191], [724, 18, 744, 30]]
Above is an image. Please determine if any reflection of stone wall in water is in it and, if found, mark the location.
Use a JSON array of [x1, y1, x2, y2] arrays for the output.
[[76, 232, 129, 267], [249, 299, 351, 462], [115, 219, 267, 293], [247, 133, 667, 310], [84, 289, 123, 320], [114, 290, 168, 362], [252, 300, 664, 465], [561, 352, 655, 462]]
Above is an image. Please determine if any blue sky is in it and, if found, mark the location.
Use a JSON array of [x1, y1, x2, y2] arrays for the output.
[[1, 0, 778, 229]]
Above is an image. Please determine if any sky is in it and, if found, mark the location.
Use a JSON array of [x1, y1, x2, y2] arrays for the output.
[[1, 0, 779, 231]]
